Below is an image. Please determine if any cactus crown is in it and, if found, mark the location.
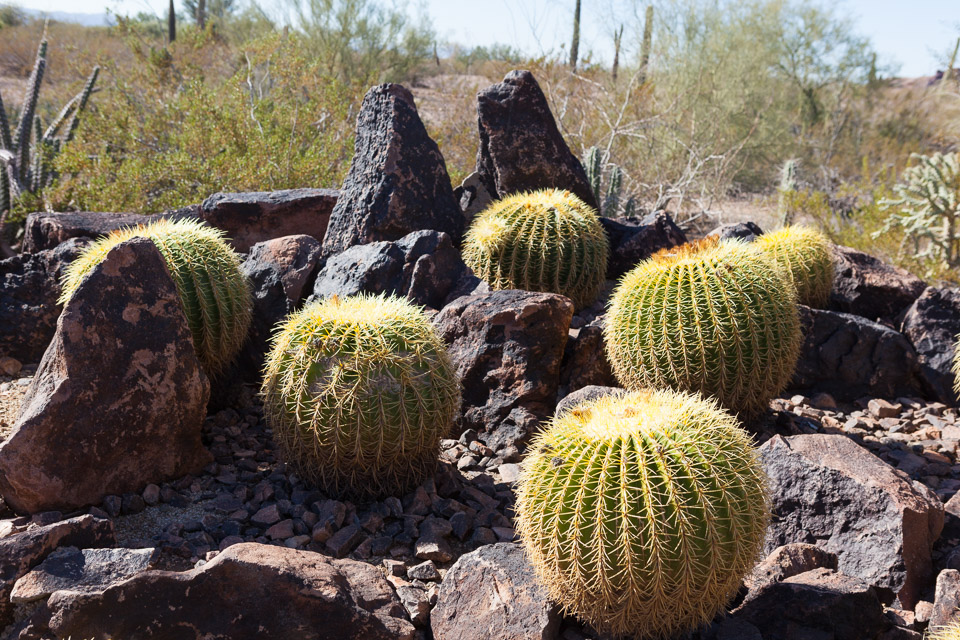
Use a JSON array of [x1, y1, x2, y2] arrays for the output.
[[605, 238, 801, 416], [753, 225, 835, 308], [516, 388, 770, 639], [261, 293, 461, 500], [61, 218, 252, 375], [462, 188, 609, 309]]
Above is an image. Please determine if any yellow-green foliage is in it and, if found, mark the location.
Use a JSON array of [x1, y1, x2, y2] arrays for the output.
[[516, 389, 769, 639], [754, 225, 835, 308], [928, 621, 960, 640], [261, 294, 461, 500], [61, 218, 251, 375], [605, 238, 801, 416], [462, 189, 609, 309]]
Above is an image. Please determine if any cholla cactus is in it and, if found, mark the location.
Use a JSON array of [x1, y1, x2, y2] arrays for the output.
[[0, 33, 99, 255], [777, 158, 800, 226], [61, 218, 251, 375], [261, 293, 461, 500], [605, 237, 801, 416], [462, 188, 609, 309], [754, 225, 835, 308], [877, 152, 960, 269], [516, 388, 769, 639]]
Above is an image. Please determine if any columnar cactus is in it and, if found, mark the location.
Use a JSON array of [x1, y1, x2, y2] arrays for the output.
[[753, 225, 835, 308], [516, 389, 770, 639], [261, 293, 461, 500], [462, 189, 609, 309], [605, 237, 801, 416], [61, 218, 251, 375]]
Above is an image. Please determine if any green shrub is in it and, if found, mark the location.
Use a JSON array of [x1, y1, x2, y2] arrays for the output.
[[462, 189, 609, 309], [61, 218, 251, 376], [261, 293, 461, 500], [516, 388, 769, 639], [604, 237, 801, 416]]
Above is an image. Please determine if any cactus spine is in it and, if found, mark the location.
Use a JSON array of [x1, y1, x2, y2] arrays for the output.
[[516, 389, 770, 639], [929, 621, 960, 640], [462, 188, 609, 309], [261, 294, 461, 500], [754, 225, 835, 308], [604, 238, 801, 416], [61, 218, 251, 375]]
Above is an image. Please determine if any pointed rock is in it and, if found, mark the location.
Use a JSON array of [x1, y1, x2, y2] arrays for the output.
[[321, 83, 462, 260], [0, 237, 211, 513], [475, 70, 598, 210], [900, 286, 960, 403]]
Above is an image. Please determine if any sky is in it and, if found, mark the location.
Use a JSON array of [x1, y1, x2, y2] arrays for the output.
[[7, 0, 960, 78]]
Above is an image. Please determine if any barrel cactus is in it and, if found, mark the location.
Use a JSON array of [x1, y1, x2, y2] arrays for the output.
[[753, 225, 834, 308], [462, 188, 609, 309], [605, 237, 801, 416], [261, 293, 461, 500], [929, 622, 960, 640], [61, 218, 251, 375], [516, 388, 769, 639]]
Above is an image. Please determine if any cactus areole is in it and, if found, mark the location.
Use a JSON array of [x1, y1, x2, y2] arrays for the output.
[[516, 389, 770, 639], [261, 294, 461, 500]]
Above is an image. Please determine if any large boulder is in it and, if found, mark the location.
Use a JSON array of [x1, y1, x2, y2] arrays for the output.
[[431, 543, 560, 640], [311, 230, 468, 310], [20, 208, 197, 254], [930, 569, 960, 628], [600, 211, 687, 278], [830, 245, 927, 321], [474, 70, 598, 210], [0, 515, 114, 629], [199, 188, 338, 252], [791, 305, 926, 401], [18, 543, 415, 640], [321, 84, 462, 260], [235, 234, 323, 379], [558, 318, 616, 399], [0, 238, 89, 363], [900, 287, 960, 404], [0, 237, 211, 513], [760, 434, 944, 608], [435, 290, 573, 452], [708, 221, 763, 243]]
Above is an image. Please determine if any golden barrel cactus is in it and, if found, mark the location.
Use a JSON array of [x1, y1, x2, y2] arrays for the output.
[[753, 225, 835, 308], [516, 389, 770, 639]]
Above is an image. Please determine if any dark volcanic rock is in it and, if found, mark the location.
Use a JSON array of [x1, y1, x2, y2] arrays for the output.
[[0, 237, 211, 513], [475, 70, 598, 211], [431, 542, 560, 640], [21, 542, 414, 640], [435, 290, 573, 452], [791, 305, 926, 401], [760, 434, 944, 608], [708, 221, 764, 243], [830, 245, 927, 321], [199, 188, 338, 252], [558, 318, 616, 398], [0, 238, 89, 362], [321, 84, 462, 260], [555, 385, 626, 417], [312, 230, 467, 309], [0, 515, 114, 629], [930, 569, 960, 628], [600, 211, 687, 278], [744, 543, 839, 592], [21, 208, 197, 254], [900, 287, 960, 403], [734, 568, 888, 640], [236, 234, 322, 379]]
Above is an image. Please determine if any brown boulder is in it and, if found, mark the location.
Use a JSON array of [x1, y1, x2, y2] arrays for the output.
[[435, 290, 573, 452], [930, 569, 960, 628], [0, 237, 211, 513], [900, 286, 960, 403], [744, 543, 839, 592], [431, 542, 560, 640], [760, 434, 944, 608], [830, 245, 927, 321], [558, 317, 615, 399], [21, 211, 166, 253], [22, 542, 415, 640]]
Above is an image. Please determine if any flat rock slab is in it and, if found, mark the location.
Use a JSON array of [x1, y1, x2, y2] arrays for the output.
[[0, 237, 211, 513], [830, 244, 927, 321], [431, 542, 560, 640], [900, 286, 960, 403], [0, 515, 114, 628], [22, 542, 415, 640], [11, 546, 159, 603], [760, 434, 943, 608], [475, 70, 598, 211], [199, 188, 338, 252], [20, 208, 197, 254], [321, 83, 462, 260], [435, 290, 573, 452]]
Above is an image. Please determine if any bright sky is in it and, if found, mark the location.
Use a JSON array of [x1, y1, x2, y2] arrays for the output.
[[8, 0, 960, 78]]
